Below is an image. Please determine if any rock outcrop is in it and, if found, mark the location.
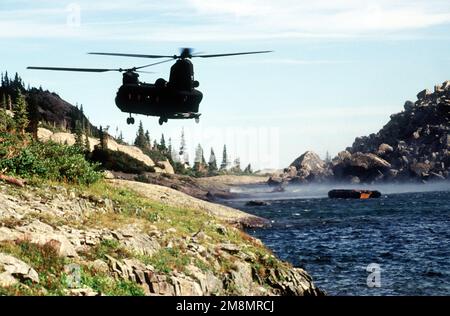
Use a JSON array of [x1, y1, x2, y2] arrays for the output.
[[272, 81, 449, 184], [269, 151, 332, 185], [346, 81, 449, 182], [37, 128, 174, 175]]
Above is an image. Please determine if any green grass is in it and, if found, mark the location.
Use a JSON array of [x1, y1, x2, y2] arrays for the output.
[[139, 247, 191, 274], [0, 240, 144, 296]]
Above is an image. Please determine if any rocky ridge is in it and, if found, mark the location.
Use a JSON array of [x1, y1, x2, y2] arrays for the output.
[[270, 81, 450, 184]]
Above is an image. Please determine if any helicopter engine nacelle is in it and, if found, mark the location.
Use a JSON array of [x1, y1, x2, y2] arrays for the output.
[[193, 80, 200, 88]]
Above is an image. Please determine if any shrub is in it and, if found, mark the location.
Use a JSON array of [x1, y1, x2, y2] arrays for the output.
[[0, 133, 102, 184]]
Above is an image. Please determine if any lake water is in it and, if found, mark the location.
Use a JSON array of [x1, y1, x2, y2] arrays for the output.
[[224, 183, 450, 295]]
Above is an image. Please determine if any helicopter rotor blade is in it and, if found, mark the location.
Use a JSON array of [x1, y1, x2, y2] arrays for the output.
[[27, 66, 121, 73], [135, 71, 156, 74], [89, 52, 176, 59], [193, 51, 273, 58], [134, 59, 174, 70]]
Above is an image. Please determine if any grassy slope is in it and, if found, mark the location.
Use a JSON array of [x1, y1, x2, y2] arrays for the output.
[[0, 180, 287, 296]]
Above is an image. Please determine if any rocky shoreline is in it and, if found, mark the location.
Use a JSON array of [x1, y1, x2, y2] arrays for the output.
[[0, 180, 323, 296]]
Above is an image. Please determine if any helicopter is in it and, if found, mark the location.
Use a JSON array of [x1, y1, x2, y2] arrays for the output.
[[28, 48, 272, 125]]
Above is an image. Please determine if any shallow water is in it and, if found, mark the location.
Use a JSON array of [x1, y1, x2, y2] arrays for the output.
[[224, 187, 450, 295]]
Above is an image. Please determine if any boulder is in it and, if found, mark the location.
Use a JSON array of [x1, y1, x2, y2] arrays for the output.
[[0, 253, 40, 284], [332, 152, 391, 182], [289, 151, 332, 182], [442, 80, 450, 90], [156, 160, 175, 174], [378, 143, 393, 155], [404, 101, 414, 111], [417, 89, 431, 100], [410, 162, 431, 177], [267, 175, 284, 186]]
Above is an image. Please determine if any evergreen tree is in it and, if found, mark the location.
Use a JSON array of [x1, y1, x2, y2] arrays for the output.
[[7, 95, 12, 111], [74, 120, 84, 149], [168, 138, 173, 159], [208, 148, 218, 175], [27, 94, 39, 139], [79, 104, 87, 130], [179, 128, 189, 164], [13, 72, 23, 91], [4, 71, 9, 87], [13, 89, 29, 134], [117, 131, 125, 144], [145, 130, 151, 149], [193, 144, 206, 172], [99, 125, 107, 149], [159, 134, 167, 151], [134, 121, 147, 149], [220, 145, 228, 171], [1, 94, 6, 109], [84, 127, 91, 151], [243, 163, 253, 174], [153, 139, 158, 150], [232, 157, 242, 174]]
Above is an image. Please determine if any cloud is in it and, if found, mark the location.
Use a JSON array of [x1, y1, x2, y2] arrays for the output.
[[1, 0, 450, 41]]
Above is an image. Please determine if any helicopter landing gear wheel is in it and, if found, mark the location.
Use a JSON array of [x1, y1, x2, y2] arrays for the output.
[[126, 117, 135, 125], [159, 117, 168, 125], [195, 117, 200, 124]]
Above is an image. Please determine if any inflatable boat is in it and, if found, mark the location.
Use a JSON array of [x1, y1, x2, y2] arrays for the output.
[[328, 189, 381, 199]]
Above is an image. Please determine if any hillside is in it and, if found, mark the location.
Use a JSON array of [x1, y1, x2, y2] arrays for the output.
[[270, 81, 450, 185], [0, 179, 322, 296]]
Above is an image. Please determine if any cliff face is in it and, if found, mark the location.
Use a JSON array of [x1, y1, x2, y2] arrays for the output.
[[0, 181, 323, 296], [271, 81, 450, 185]]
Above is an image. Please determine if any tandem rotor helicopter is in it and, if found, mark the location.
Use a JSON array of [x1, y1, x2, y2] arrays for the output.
[[28, 48, 272, 125]]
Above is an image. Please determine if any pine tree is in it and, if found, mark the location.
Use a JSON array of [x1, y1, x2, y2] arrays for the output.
[[243, 163, 253, 174], [27, 94, 39, 139], [159, 134, 167, 152], [13, 89, 29, 134], [145, 130, 151, 149], [4, 71, 9, 87], [99, 125, 107, 149], [84, 127, 91, 151], [232, 157, 241, 174], [1, 94, 6, 109], [79, 104, 86, 130], [117, 131, 125, 144], [74, 120, 84, 149], [179, 128, 189, 164], [134, 121, 147, 149], [168, 138, 173, 159], [220, 145, 228, 171], [7, 95, 12, 111], [208, 148, 218, 175], [194, 144, 206, 172]]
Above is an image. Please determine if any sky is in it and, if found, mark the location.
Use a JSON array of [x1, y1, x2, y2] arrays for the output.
[[1, 0, 450, 170]]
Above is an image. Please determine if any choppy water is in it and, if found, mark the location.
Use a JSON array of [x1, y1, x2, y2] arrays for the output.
[[224, 185, 450, 295]]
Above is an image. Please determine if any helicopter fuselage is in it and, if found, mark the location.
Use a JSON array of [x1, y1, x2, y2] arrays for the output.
[[115, 83, 203, 119]]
